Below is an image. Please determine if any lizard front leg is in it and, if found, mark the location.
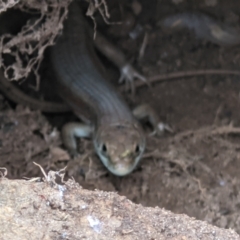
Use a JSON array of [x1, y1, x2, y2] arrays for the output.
[[93, 32, 147, 93], [133, 104, 172, 136], [61, 122, 93, 156]]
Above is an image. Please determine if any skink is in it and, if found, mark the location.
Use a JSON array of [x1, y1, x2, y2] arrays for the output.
[[50, 1, 146, 176]]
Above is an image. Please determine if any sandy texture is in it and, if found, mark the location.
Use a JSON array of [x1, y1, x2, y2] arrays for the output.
[[0, 177, 239, 240]]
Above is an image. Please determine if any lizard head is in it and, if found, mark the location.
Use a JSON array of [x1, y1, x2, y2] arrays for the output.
[[93, 123, 145, 176]]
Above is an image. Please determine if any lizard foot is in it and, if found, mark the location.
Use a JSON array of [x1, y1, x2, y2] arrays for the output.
[[119, 63, 148, 95], [133, 104, 173, 136], [149, 122, 173, 136]]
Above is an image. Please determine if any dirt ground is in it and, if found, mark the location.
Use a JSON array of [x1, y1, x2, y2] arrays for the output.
[[1, 0, 240, 235]]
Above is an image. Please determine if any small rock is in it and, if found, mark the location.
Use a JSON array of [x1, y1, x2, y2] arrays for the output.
[[132, 0, 142, 15], [205, 0, 218, 7], [172, 0, 184, 4]]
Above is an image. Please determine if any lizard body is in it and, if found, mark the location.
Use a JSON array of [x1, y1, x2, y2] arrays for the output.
[[50, 1, 146, 176]]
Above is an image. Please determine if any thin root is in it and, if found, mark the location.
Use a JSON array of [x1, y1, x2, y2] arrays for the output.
[[130, 69, 240, 90]]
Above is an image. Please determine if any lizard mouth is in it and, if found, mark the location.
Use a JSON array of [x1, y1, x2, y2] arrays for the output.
[[97, 150, 141, 176], [111, 163, 133, 176], [107, 157, 141, 176]]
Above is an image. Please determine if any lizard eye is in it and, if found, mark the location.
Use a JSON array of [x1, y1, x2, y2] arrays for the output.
[[102, 144, 107, 153], [135, 145, 140, 154]]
